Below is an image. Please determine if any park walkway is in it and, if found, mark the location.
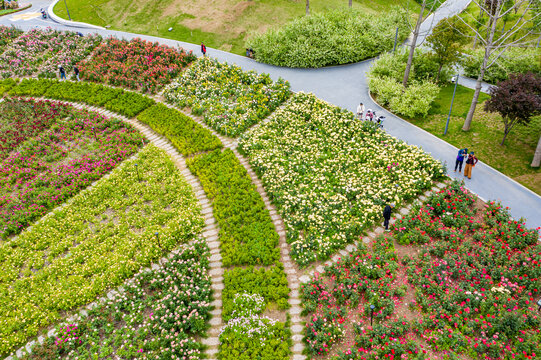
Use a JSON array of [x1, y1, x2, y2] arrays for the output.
[[2, 0, 540, 229]]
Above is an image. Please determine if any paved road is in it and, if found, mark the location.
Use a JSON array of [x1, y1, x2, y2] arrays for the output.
[[2, 0, 540, 230]]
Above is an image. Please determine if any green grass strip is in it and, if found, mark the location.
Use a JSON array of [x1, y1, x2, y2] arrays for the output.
[[137, 103, 222, 156], [186, 149, 280, 267], [0, 144, 204, 355]]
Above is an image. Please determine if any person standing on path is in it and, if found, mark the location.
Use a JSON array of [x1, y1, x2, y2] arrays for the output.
[[58, 65, 66, 81], [73, 66, 80, 82], [356, 102, 365, 120], [454, 147, 468, 172], [201, 42, 207, 56], [464, 152, 478, 179], [383, 203, 394, 231]]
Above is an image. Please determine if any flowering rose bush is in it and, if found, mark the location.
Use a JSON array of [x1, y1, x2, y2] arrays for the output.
[[0, 144, 204, 355], [137, 103, 223, 155], [239, 92, 444, 266], [164, 57, 290, 136], [187, 149, 280, 266], [0, 25, 22, 52], [0, 28, 101, 78], [0, 99, 144, 238], [24, 239, 212, 360], [219, 292, 291, 360], [79, 37, 195, 93]]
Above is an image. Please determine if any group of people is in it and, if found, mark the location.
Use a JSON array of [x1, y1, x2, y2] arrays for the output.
[[58, 65, 80, 81], [454, 147, 478, 179]]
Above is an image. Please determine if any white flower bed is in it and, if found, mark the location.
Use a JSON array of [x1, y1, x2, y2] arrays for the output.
[[239, 92, 444, 266]]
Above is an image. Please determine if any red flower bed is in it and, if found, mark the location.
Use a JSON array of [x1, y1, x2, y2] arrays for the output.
[[79, 37, 196, 93], [300, 180, 540, 360], [0, 99, 144, 238]]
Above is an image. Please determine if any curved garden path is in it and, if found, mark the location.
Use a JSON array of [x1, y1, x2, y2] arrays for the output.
[[3, 0, 539, 230]]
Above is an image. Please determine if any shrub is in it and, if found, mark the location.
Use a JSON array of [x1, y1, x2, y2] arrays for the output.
[[137, 103, 223, 156], [186, 149, 280, 267], [103, 90, 155, 118], [8, 78, 54, 96], [247, 8, 409, 68], [0, 78, 17, 95], [43, 81, 123, 106], [463, 47, 541, 84]]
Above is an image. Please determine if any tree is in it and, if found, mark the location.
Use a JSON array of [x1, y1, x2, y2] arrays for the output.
[[456, 0, 540, 131], [349, 0, 353, 8], [426, 16, 469, 82], [306, 0, 310, 15], [402, 0, 440, 88], [532, 134, 541, 167], [484, 72, 541, 145]]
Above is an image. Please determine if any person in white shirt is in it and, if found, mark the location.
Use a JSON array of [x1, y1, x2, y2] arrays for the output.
[[356, 103, 365, 119]]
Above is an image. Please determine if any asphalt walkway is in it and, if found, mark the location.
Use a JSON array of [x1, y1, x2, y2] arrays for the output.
[[2, 0, 540, 230]]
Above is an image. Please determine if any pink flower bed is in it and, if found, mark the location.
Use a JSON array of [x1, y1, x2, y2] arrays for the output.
[[78, 37, 196, 93], [0, 99, 144, 238]]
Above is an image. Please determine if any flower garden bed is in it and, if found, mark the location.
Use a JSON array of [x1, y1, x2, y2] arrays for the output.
[[0, 98, 145, 238], [79, 37, 196, 93], [164, 57, 291, 137], [0, 144, 204, 356], [300, 180, 540, 359], [22, 239, 212, 360], [0, 25, 23, 53], [0, 28, 101, 78], [7, 79, 156, 118], [239, 92, 445, 266]]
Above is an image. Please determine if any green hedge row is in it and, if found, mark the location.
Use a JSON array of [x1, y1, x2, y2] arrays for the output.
[[222, 265, 290, 320], [247, 8, 409, 68], [137, 103, 222, 156], [7, 79, 155, 117], [186, 149, 280, 267]]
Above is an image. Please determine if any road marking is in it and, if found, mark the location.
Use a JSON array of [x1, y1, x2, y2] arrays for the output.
[[10, 12, 40, 21]]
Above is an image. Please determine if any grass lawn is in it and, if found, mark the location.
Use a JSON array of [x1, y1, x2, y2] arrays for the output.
[[54, 0, 422, 55], [409, 84, 541, 195]]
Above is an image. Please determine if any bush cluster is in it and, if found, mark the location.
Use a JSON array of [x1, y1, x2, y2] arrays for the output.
[[368, 50, 442, 117], [463, 47, 541, 84], [247, 8, 409, 68]]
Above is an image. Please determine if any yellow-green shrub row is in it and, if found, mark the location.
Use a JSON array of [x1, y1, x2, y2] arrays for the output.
[[0, 144, 204, 355]]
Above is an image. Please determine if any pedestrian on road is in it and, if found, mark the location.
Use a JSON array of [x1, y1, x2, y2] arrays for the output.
[[201, 42, 207, 56], [73, 66, 80, 82], [58, 65, 66, 81], [454, 147, 468, 172], [356, 102, 365, 120], [383, 203, 395, 231], [464, 152, 478, 179]]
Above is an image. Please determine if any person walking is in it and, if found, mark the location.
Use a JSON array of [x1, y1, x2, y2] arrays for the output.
[[454, 147, 468, 172], [463, 152, 478, 179], [58, 65, 66, 81], [383, 203, 394, 231], [201, 42, 207, 56], [356, 102, 365, 120], [73, 66, 80, 82]]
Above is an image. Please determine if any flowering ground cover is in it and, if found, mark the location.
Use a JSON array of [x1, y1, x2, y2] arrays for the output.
[[0, 28, 101, 78], [300, 180, 541, 359], [79, 37, 195, 93], [239, 92, 445, 266], [22, 239, 212, 360], [0, 144, 204, 356], [219, 292, 291, 360], [164, 57, 291, 137], [137, 103, 223, 156], [0, 98, 144, 239], [0, 98, 70, 161], [0, 25, 22, 53], [9, 79, 156, 118]]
